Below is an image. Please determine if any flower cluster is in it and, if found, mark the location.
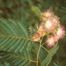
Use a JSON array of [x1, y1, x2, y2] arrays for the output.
[[46, 25, 65, 48], [32, 9, 65, 48]]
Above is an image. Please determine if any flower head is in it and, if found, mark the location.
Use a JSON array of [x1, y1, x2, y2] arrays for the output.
[[46, 35, 56, 48], [56, 26, 65, 39], [32, 8, 65, 48], [42, 9, 54, 18], [32, 24, 46, 42], [40, 9, 54, 22], [44, 17, 59, 32], [41, 10, 59, 33]]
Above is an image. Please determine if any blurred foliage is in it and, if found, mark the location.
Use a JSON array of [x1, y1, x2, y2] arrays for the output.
[[0, 0, 66, 66]]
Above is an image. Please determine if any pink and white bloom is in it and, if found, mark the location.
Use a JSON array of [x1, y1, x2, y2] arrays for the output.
[[33, 9, 65, 49], [46, 26, 65, 48], [56, 26, 65, 39], [46, 35, 56, 48], [43, 10, 53, 17], [41, 9, 60, 33], [44, 17, 58, 32]]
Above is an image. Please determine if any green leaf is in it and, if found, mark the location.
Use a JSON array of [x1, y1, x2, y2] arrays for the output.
[[41, 44, 59, 66], [54, 63, 61, 66], [31, 6, 41, 17]]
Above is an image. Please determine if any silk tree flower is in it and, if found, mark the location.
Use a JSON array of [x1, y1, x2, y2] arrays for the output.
[[32, 8, 65, 47], [55, 25, 65, 40], [42, 10, 53, 18], [46, 26, 65, 48], [32, 25, 46, 41], [41, 9, 60, 33], [40, 9, 54, 21], [44, 16, 59, 32], [46, 35, 56, 48]]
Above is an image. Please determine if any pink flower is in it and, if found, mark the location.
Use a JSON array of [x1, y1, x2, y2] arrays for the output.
[[46, 35, 56, 48], [56, 26, 65, 39], [40, 9, 54, 22], [46, 25, 65, 48], [43, 10, 53, 17], [44, 17, 58, 32], [41, 9, 60, 33], [32, 24, 46, 42]]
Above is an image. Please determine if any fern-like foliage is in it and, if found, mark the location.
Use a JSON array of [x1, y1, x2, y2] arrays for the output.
[[0, 17, 59, 66]]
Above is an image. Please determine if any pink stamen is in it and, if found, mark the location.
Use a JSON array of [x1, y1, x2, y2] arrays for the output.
[[56, 26, 65, 39]]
